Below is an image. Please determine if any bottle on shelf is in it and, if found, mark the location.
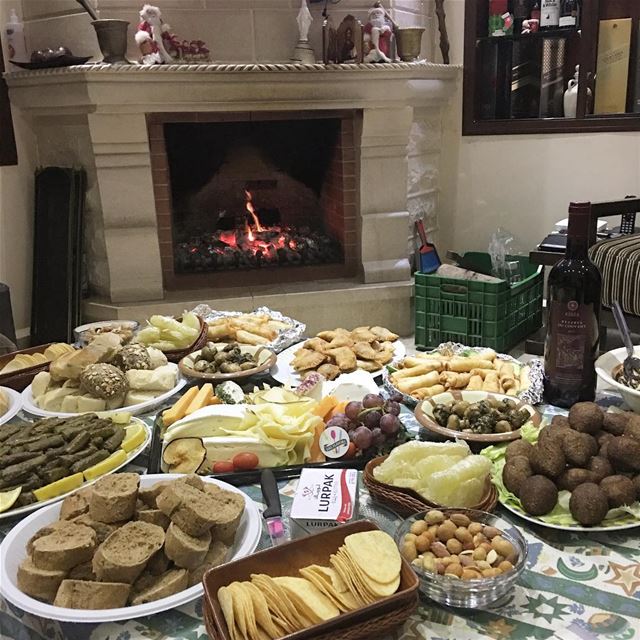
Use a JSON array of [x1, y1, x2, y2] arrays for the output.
[[544, 202, 602, 408], [540, 0, 560, 30], [4, 9, 27, 68], [512, 0, 531, 33], [559, 0, 579, 28]]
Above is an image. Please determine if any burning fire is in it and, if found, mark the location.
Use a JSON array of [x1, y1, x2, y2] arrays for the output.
[[245, 190, 263, 232]]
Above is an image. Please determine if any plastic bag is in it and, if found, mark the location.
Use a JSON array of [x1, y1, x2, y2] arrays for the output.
[[488, 228, 524, 283]]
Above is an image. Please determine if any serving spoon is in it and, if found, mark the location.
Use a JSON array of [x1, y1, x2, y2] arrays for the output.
[[612, 300, 640, 389]]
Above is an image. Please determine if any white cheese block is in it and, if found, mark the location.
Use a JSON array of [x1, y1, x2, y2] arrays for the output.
[[126, 363, 177, 391], [38, 386, 83, 411], [124, 390, 158, 406], [147, 347, 168, 369], [31, 371, 51, 398], [76, 395, 107, 412], [60, 395, 81, 413]]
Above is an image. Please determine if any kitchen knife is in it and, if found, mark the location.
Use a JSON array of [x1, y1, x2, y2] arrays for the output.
[[260, 468, 287, 546]]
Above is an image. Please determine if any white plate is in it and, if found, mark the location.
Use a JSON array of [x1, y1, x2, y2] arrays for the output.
[[0, 473, 262, 623], [500, 500, 640, 533], [595, 346, 640, 412], [0, 386, 22, 426], [21, 365, 187, 418], [271, 340, 406, 387], [0, 418, 151, 522]]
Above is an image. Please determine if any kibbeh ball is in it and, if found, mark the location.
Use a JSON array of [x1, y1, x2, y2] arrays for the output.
[[600, 475, 637, 508], [607, 437, 640, 472], [623, 416, 640, 442], [530, 442, 566, 479], [503, 455, 533, 496], [519, 475, 559, 516], [562, 430, 598, 468], [587, 456, 614, 483], [505, 439, 534, 462], [602, 412, 630, 436], [569, 483, 609, 526], [569, 402, 603, 434], [557, 468, 597, 492]]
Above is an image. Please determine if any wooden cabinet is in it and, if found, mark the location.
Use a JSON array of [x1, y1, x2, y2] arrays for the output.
[[463, 0, 640, 134]]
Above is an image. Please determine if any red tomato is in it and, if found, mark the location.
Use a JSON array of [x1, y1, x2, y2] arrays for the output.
[[340, 442, 358, 460], [212, 460, 235, 474], [232, 452, 260, 471]]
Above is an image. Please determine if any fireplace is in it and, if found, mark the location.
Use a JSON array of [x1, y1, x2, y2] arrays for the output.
[[149, 112, 359, 290]]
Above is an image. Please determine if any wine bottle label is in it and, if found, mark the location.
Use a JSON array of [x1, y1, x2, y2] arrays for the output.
[[546, 300, 597, 386], [540, 0, 560, 27]]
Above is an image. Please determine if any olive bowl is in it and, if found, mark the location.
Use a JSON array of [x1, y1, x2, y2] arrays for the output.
[[178, 343, 276, 382], [414, 391, 542, 445]]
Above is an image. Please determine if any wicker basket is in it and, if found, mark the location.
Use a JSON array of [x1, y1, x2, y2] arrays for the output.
[[0, 343, 58, 391], [204, 588, 418, 640], [364, 456, 498, 518], [162, 316, 208, 363]]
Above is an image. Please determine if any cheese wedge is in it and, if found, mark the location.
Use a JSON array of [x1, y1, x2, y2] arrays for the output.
[[162, 386, 199, 427], [185, 384, 214, 416]]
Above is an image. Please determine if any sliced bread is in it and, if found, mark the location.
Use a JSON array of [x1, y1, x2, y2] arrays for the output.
[[136, 508, 170, 530], [129, 568, 188, 606], [188, 540, 228, 587], [209, 489, 244, 544], [156, 482, 221, 537], [17, 557, 67, 603], [164, 522, 211, 569], [59, 492, 90, 521], [31, 523, 97, 572], [89, 472, 140, 523], [93, 521, 165, 583], [54, 579, 130, 609]]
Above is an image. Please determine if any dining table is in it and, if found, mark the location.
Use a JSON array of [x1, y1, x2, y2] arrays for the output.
[[1, 387, 639, 640]]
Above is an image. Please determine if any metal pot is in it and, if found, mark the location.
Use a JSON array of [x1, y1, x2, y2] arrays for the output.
[[92, 19, 130, 65], [396, 27, 425, 62]]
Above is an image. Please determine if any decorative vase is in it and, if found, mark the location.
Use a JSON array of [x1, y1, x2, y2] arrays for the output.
[[291, 0, 316, 64], [92, 19, 130, 64], [396, 27, 425, 61]]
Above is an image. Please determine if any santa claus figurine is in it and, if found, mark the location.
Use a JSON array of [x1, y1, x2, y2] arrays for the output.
[[135, 4, 176, 64], [363, 2, 394, 63]]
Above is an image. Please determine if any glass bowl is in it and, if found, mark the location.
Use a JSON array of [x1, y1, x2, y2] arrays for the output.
[[395, 508, 527, 608]]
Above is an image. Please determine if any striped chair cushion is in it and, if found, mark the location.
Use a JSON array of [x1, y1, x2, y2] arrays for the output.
[[588, 235, 640, 316]]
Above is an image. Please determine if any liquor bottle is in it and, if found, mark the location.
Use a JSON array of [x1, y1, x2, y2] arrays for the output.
[[544, 202, 602, 407], [559, 0, 578, 28], [540, 0, 560, 29]]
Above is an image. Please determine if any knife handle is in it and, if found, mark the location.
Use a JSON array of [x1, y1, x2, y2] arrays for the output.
[[261, 469, 281, 518]]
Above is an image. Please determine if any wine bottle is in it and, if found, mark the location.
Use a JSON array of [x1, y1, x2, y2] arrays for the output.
[[544, 202, 602, 407], [513, 0, 530, 32], [540, 0, 560, 29], [559, 0, 578, 28]]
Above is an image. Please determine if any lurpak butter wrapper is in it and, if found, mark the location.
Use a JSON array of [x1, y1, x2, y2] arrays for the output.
[[290, 468, 359, 537]]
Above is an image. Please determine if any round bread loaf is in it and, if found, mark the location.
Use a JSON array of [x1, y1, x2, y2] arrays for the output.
[[31, 522, 97, 571], [165, 522, 211, 569], [93, 521, 165, 583], [17, 557, 66, 603], [89, 473, 140, 523]]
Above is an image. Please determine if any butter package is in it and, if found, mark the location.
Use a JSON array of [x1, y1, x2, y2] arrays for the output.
[[290, 468, 359, 537]]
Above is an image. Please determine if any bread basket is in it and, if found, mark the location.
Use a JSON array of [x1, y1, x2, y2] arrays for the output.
[[0, 343, 59, 391], [202, 519, 419, 640], [363, 456, 498, 518]]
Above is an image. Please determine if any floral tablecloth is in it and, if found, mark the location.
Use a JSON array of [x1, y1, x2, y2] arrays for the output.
[[1, 401, 639, 640]]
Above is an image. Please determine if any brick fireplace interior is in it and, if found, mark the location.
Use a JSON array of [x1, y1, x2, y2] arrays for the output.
[[148, 111, 359, 290]]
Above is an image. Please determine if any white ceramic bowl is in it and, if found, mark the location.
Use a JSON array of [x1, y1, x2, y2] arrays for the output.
[[0, 385, 22, 426], [0, 474, 262, 623], [595, 346, 640, 412]]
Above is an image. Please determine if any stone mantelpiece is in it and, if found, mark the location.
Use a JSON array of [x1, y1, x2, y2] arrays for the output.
[[6, 61, 459, 333]]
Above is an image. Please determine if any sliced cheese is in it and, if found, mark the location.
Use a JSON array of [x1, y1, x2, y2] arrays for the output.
[[162, 386, 199, 427], [163, 405, 246, 442], [185, 384, 214, 416], [126, 363, 177, 391]]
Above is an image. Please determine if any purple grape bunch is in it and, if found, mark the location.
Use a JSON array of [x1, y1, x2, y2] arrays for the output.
[[341, 393, 402, 456]]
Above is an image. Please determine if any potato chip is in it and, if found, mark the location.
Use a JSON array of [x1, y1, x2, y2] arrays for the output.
[[344, 531, 401, 585], [217, 585, 238, 640], [338, 548, 400, 597], [272, 576, 340, 623], [299, 566, 358, 612], [250, 574, 303, 632], [329, 553, 371, 606], [228, 582, 250, 640], [243, 581, 282, 639]]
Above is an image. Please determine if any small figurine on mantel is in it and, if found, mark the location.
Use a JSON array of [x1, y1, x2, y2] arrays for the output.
[[135, 3, 210, 65], [363, 2, 395, 63]]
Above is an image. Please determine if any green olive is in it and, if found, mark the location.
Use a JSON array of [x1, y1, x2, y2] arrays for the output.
[[494, 420, 512, 433], [446, 414, 461, 430]]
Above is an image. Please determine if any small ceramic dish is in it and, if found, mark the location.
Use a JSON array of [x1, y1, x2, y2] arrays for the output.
[[74, 320, 139, 346], [179, 343, 276, 382], [395, 508, 527, 608], [595, 346, 640, 412], [414, 391, 541, 444]]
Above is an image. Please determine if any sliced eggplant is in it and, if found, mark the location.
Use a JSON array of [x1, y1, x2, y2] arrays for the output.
[[163, 437, 207, 474]]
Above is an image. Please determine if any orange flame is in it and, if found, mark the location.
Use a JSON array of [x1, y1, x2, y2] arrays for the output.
[[245, 190, 264, 232]]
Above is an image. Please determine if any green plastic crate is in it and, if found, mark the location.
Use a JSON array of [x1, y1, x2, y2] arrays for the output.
[[415, 252, 543, 353]]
